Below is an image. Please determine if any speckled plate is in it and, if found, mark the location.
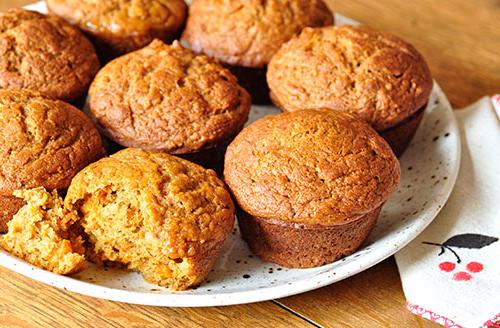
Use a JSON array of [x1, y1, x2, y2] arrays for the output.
[[0, 2, 461, 307]]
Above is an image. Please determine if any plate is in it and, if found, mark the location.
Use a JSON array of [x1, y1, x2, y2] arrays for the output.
[[0, 2, 460, 307]]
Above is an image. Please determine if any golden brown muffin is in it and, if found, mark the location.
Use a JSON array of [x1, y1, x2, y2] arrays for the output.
[[0, 90, 106, 233], [0, 188, 86, 275], [224, 109, 400, 268], [267, 26, 433, 154], [65, 148, 235, 290], [183, 0, 333, 68], [88, 40, 251, 170], [47, 0, 187, 59], [0, 9, 100, 102], [182, 0, 333, 103]]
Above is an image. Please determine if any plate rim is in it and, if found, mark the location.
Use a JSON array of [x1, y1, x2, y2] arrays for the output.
[[0, 1, 461, 307]]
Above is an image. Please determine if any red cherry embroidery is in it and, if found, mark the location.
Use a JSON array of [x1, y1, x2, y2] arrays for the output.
[[466, 261, 484, 273], [453, 271, 472, 281], [439, 261, 456, 272]]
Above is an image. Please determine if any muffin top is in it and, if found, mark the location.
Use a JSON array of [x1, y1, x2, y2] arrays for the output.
[[65, 148, 235, 258], [89, 40, 251, 154], [0, 9, 100, 101], [182, 0, 333, 68], [267, 26, 433, 131], [47, 0, 187, 37], [0, 89, 105, 195], [224, 109, 400, 226]]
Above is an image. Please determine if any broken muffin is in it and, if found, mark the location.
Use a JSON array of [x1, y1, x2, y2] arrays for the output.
[[0, 187, 85, 275], [64, 148, 235, 290]]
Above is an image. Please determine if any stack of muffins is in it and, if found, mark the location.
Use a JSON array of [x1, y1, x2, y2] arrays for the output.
[[0, 0, 433, 289]]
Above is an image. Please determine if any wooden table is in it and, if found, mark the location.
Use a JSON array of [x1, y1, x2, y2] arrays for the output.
[[1, 1, 499, 327]]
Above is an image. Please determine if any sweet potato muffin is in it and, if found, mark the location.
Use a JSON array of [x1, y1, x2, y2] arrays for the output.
[[65, 148, 235, 290], [224, 109, 400, 268], [0, 9, 100, 102], [47, 0, 187, 59], [0, 188, 85, 275], [182, 0, 333, 103], [0, 90, 105, 233], [267, 26, 433, 155], [88, 40, 251, 171]]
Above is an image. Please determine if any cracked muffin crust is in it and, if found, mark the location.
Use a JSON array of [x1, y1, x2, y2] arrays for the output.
[[0, 89, 106, 233], [267, 26, 433, 132], [224, 109, 400, 267], [65, 148, 235, 290], [182, 0, 333, 103], [47, 0, 187, 58], [89, 40, 251, 157], [0, 9, 100, 102], [0, 188, 85, 275]]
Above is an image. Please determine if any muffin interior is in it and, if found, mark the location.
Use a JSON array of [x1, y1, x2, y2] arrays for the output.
[[72, 183, 221, 290], [0, 188, 85, 275]]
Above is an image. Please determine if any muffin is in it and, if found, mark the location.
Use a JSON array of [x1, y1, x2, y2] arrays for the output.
[[88, 39, 251, 172], [0, 90, 106, 233], [64, 148, 235, 290], [182, 0, 333, 103], [224, 109, 400, 268], [0, 188, 85, 275], [47, 0, 188, 60], [0, 9, 100, 102], [267, 26, 433, 156]]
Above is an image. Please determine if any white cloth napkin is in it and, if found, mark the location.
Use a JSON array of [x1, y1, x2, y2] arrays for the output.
[[395, 96, 500, 328]]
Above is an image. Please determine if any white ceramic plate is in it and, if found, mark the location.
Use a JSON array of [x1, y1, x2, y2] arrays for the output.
[[0, 2, 460, 307]]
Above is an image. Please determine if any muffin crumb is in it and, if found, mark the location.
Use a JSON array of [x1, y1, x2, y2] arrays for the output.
[[0, 188, 85, 275]]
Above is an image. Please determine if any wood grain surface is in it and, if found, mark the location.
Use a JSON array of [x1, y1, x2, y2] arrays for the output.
[[1, 0, 499, 327]]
